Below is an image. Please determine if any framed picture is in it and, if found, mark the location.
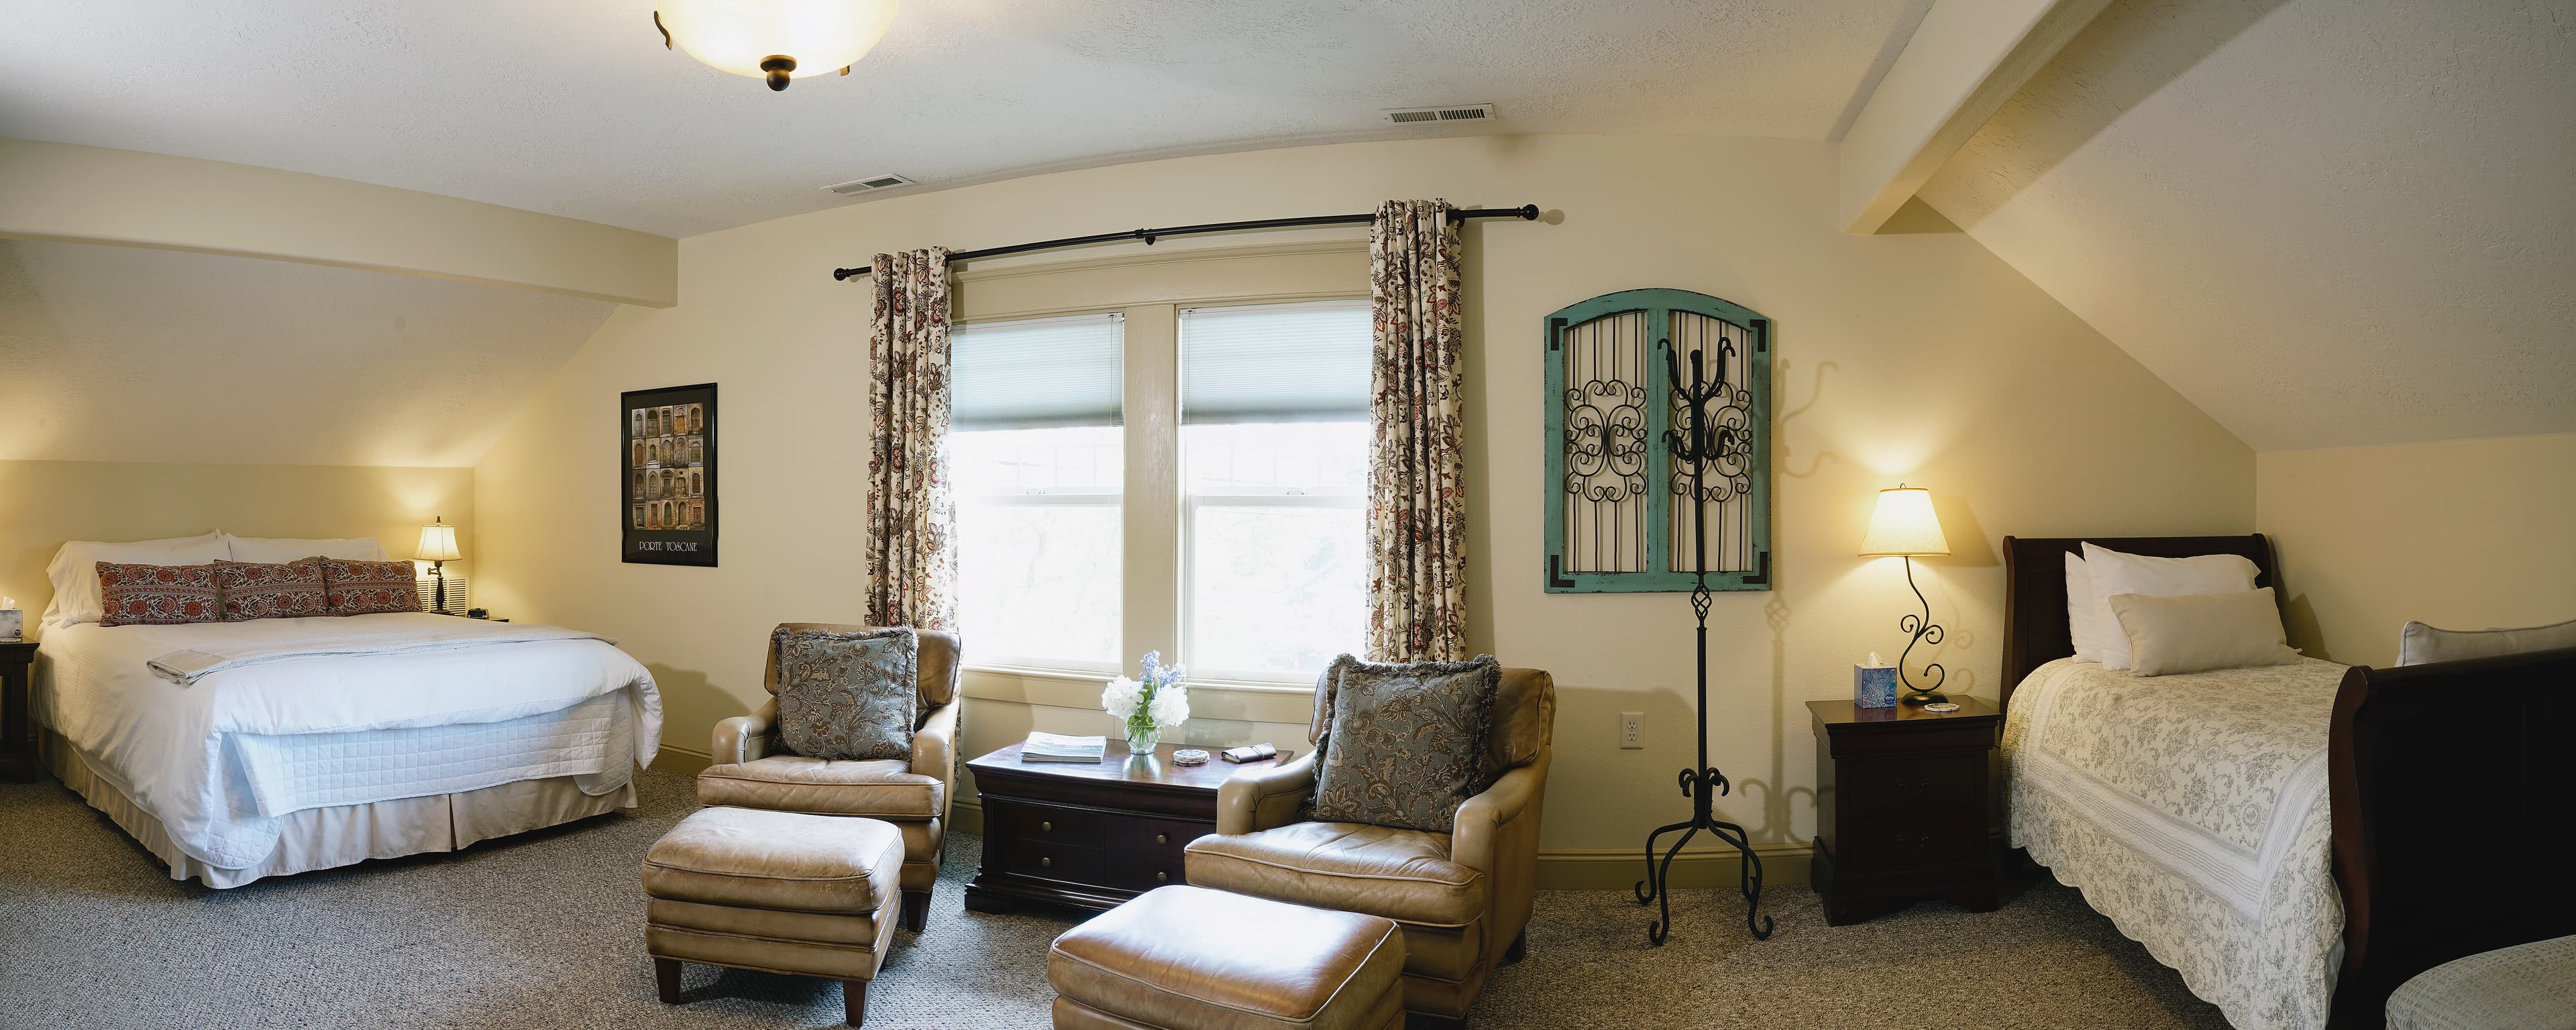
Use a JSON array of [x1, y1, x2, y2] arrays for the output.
[[622, 383, 717, 566]]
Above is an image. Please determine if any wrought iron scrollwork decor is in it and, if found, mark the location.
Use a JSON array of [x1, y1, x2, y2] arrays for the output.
[[1543, 291, 1772, 593]]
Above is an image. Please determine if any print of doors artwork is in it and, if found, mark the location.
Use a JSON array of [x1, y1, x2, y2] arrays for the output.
[[1542, 289, 1771, 593]]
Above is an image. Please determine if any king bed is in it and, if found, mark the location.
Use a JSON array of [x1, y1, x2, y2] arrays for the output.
[[1998, 534, 2573, 1030], [34, 612, 661, 888]]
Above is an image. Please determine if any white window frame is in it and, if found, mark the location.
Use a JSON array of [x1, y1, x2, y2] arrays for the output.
[[944, 243, 1373, 691], [1180, 488, 1367, 683]]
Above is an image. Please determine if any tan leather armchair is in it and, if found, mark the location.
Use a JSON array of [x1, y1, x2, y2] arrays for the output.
[[698, 624, 961, 933], [1184, 666, 1555, 1028]]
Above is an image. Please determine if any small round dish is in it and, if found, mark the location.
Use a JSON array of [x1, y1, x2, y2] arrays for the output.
[[1171, 748, 1211, 766], [1921, 701, 1961, 713]]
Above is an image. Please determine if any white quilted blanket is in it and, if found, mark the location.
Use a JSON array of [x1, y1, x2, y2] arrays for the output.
[[35, 613, 661, 870]]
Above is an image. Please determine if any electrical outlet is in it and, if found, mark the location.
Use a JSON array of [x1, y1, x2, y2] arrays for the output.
[[1619, 711, 1644, 749]]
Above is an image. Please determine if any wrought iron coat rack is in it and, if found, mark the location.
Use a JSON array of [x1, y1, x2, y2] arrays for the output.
[[1631, 338, 1774, 946]]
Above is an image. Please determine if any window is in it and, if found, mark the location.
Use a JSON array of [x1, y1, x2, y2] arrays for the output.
[[1179, 302, 1371, 679], [949, 314, 1124, 669]]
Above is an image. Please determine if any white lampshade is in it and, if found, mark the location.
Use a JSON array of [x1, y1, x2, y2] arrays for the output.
[[657, 0, 900, 89], [416, 520, 462, 563], [1858, 486, 1950, 557]]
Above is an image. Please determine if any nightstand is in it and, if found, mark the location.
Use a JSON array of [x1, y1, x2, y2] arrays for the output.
[[0, 640, 42, 782], [1807, 696, 2002, 925]]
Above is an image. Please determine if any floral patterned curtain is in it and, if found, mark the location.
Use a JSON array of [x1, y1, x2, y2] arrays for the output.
[[865, 248, 957, 630], [1366, 201, 1468, 662]]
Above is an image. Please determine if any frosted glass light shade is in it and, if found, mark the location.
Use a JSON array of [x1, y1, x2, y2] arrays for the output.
[[1858, 486, 1949, 557], [657, 0, 899, 86], [416, 522, 462, 563]]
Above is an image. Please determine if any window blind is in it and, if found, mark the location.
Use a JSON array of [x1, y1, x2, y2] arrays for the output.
[[951, 313, 1124, 430], [1180, 301, 1372, 424]]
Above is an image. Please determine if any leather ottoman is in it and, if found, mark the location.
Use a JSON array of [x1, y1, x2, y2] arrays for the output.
[[643, 806, 906, 1027], [1049, 885, 1406, 1030]]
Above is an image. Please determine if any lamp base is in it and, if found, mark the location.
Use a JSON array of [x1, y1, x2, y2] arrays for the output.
[[1900, 691, 1948, 706]]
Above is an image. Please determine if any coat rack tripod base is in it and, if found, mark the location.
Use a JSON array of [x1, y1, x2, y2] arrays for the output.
[[1631, 340, 1773, 947]]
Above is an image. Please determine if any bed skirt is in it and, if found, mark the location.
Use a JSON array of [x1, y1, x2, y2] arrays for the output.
[[39, 729, 638, 889]]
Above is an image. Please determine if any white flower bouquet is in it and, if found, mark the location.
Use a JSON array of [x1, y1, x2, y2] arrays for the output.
[[1102, 650, 1189, 754]]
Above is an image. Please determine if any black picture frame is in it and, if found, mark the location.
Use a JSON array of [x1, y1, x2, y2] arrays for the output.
[[621, 383, 718, 567]]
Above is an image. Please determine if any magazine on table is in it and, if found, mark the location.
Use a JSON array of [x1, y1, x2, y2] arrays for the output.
[[1021, 732, 1106, 763]]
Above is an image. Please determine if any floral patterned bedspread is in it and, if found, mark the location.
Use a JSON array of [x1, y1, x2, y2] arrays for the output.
[[2003, 657, 2351, 1030]]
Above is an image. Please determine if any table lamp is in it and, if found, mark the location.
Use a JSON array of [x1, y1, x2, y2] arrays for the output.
[[417, 516, 462, 614], [1858, 485, 1951, 705]]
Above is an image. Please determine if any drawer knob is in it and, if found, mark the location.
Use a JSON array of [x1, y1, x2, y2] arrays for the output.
[[1155, 833, 1169, 844], [1898, 777, 1929, 795], [1040, 856, 1052, 868], [1156, 870, 1169, 882], [1041, 820, 1053, 832]]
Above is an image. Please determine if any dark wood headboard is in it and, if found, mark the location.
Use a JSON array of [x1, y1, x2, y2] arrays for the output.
[[1998, 534, 2277, 711]]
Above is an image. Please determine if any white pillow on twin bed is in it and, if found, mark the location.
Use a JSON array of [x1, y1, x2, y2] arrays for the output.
[[2082, 542, 2261, 671], [2107, 588, 2303, 677], [2065, 552, 2106, 663], [42, 530, 229, 628], [2397, 616, 2576, 666], [223, 534, 387, 563]]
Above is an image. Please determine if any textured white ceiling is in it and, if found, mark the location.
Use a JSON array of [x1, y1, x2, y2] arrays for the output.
[[0, 1, 1931, 238], [1919, 0, 2575, 451], [0, 241, 614, 466]]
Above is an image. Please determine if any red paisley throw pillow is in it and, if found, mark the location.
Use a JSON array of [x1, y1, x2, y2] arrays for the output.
[[217, 558, 328, 621], [96, 562, 221, 626], [322, 559, 420, 616]]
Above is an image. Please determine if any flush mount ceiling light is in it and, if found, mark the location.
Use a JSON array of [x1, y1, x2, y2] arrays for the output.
[[653, 1, 900, 91]]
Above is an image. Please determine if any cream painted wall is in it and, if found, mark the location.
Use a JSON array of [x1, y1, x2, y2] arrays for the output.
[[474, 134, 2251, 862], [0, 459, 473, 634], [2256, 433, 2576, 669]]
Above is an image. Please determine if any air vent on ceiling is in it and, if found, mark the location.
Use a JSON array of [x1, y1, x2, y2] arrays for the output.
[[823, 173, 917, 195], [1384, 103, 1496, 125]]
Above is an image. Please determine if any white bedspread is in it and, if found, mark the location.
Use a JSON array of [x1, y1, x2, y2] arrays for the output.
[[2004, 656, 2349, 1030], [35, 613, 661, 870]]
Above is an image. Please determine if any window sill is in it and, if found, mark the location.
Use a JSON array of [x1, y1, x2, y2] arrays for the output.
[[960, 664, 1317, 726]]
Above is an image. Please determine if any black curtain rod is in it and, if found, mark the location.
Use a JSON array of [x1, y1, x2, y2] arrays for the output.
[[830, 204, 1541, 280]]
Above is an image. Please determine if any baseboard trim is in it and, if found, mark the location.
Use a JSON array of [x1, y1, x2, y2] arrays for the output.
[[652, 744, 712, 777], [947, 799, 1803, 891], [1534, 844, 1811, 891]]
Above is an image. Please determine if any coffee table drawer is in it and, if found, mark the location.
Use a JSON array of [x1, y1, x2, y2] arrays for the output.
[[1107, 817, 1209, 858], [1000, 801, 1110, 848], [1008, 840, 1107, 883], [1104, 848, 1187, 891]]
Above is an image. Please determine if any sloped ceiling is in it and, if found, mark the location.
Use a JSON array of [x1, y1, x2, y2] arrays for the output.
[[1918, 0, 2575, 451], [0, 0, 1934, 237], [0, 240, 614, 467]]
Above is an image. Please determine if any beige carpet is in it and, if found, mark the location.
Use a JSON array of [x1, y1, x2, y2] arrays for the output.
[[0, 768, 2230, 1029]]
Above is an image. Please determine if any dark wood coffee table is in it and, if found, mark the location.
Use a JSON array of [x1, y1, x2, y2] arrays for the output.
[[963, 740, 1290, 913]]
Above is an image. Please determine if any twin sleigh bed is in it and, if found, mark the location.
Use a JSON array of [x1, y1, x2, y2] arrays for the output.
[[36, 612, 660, 887], [1997, 535, 2572, 1030]]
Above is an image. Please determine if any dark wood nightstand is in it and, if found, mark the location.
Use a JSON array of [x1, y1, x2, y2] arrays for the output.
[[1808, 697, 2002, 925], [0, 640, 42, 782], [963, 741, 1288, 913]]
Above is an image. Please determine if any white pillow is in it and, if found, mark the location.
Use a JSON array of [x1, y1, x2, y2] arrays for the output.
[[2108, 588, 2303, 677], [2082, 542, 2261, 671], [223, 534, 388, 563], [2398, 617, 2576, 666], [42, 532, 230, 628], [2065, 552, 2105, 663]]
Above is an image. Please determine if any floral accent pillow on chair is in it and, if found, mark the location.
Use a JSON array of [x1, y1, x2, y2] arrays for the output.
[[1309, 653, 1501, 834], [773, 626, 919, 761]]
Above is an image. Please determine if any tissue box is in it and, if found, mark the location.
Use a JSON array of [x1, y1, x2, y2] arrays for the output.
[[0, 609, 20, 642], [1854, 664, 1899, 709]]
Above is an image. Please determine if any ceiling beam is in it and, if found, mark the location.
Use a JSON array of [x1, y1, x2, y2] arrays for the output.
[[1837, 0, 2112, 235], [0, 138, 677, 308]]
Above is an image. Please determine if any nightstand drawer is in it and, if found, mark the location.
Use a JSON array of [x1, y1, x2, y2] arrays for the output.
[[1839, 755, 1982, 815], [1833, 813, 1986, 870], [1106, 817, 1207, 858], [1104, 849, 1187, 891], [1007, 840, 1106, 883]]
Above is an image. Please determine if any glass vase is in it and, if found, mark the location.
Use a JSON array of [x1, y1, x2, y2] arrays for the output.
[[1124, 720, 1161, 755]]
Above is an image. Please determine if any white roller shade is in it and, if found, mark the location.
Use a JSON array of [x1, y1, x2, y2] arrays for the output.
[[951, 313, 1124, 430], [1180, 301, 1371, 424]]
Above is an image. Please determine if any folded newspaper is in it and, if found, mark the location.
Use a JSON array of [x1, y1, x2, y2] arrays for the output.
[[1021, 731, 1106, 763]]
